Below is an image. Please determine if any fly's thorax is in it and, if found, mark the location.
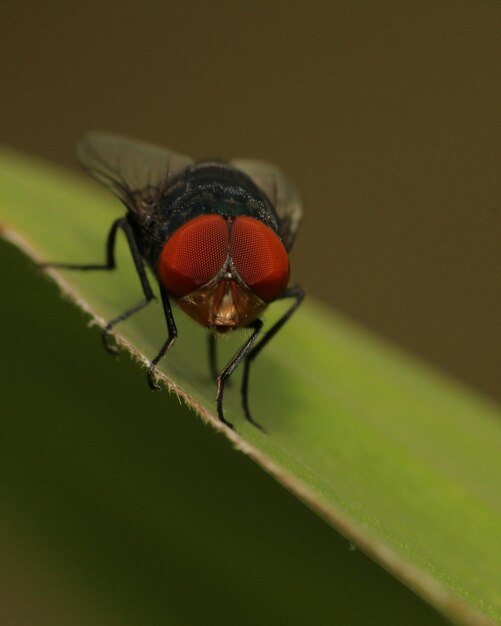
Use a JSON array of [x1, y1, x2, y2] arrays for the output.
[[154, 162, 282, 241], [157, 214, 290, 329]]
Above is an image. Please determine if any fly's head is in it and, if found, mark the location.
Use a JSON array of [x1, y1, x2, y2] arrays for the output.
[[157, 214, 289, 329]]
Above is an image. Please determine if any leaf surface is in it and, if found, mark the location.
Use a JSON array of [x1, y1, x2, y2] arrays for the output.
[[1, 149, 500, 625]]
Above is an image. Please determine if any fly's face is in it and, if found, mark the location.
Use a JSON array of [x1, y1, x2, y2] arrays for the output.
[[175, 274, 266, 330], [157, 214, 290, 329]]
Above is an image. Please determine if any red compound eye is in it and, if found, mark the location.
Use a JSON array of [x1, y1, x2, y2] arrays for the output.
[[158, 214, 228, 297], [231, 216, 289, 302]]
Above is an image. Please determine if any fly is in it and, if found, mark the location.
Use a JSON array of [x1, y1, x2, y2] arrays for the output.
[[40, 133, 305, 431]]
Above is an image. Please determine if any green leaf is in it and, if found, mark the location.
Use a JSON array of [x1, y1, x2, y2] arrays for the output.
[[1, 148, 500, 626]]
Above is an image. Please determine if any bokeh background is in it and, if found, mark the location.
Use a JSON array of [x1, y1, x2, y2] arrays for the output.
[[2, 1, 500, 402], [1, 2, 499, 625]]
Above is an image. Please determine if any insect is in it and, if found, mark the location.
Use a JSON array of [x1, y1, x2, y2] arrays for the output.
[[42, 133, 304, 431]]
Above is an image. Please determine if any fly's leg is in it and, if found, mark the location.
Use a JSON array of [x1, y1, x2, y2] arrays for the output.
[[207, 333, 233, 386], [99, 218, 155, 353], [216, 319, 263, 431], [208, 332, 218, 382], [38, 216, 122, 272], [39, 216, 178, 392], [39, 216, 155, 354], [241, 286, 305, 430], [147, 287, 177, 390]]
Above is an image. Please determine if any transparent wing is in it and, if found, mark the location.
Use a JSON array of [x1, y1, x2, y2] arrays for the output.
[[77, 133, 194, 214], [231, 158, 303, 250]]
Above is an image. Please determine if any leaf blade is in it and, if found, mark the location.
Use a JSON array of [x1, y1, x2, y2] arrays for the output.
[[1, 148, 500, 625]]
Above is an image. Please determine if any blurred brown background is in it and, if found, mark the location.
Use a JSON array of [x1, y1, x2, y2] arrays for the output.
[[1, 0, 500, 402]]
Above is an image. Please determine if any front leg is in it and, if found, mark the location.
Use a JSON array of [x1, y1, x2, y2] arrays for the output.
[[207, 332, 218, 382], [216, 319, 263, 431]]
